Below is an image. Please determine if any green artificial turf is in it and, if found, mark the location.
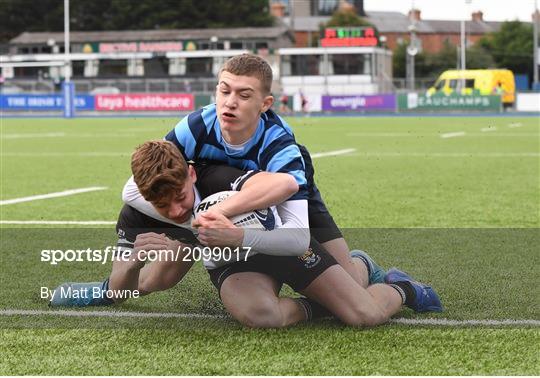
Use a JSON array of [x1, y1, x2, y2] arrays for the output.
[[1, 115, 538, 375]]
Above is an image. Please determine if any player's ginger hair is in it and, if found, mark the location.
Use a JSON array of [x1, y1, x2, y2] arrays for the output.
[[219, 54, 273, 95], [131, 140, 189, 202]]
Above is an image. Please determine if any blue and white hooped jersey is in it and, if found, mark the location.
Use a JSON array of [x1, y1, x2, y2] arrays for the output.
[[165, 103, 308, 200]]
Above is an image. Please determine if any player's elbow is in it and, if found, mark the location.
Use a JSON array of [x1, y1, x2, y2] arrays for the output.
[[121, 186, 130, 204], [122, 176, 138, 204], [283, 174, 299, 198], [288, 228, 311, 256]]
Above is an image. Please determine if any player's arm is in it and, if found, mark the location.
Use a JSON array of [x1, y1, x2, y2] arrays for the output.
[[242, 199, 310, 256], [210, 171, 298, 218], [108, 206, 196, 302], [196, 198, 310, 257]]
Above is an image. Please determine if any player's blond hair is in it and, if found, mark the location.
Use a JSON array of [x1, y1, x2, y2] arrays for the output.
[[219, 54, 273, 95], [131, 140, 188, 202]]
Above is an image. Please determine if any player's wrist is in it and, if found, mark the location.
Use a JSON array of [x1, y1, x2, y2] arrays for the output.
[[209, 203, 232, 218]]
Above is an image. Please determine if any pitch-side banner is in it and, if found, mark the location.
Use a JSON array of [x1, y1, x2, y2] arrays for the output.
[[322, 94, 396, 112], [0, 94, 94, 110], [398, 93, 502, 111], [94, 93, 194, 111]]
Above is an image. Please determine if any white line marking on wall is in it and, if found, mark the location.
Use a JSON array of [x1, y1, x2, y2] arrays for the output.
[[0, 187, 108, 206]]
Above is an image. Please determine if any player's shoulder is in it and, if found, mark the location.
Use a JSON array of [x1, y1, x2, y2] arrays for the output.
[[195, 162, 258, 198], [175, 103, 217, 131], [262, 108, 294, 136]]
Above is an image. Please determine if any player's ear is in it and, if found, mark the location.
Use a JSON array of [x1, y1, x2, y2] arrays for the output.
[[261, 95, 274, 113], [188, 165, 197, 184]]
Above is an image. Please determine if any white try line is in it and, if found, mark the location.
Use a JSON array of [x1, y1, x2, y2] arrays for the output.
[[391, 318, 540, 327], [0, 309, 225, 320], [348, 152, 540, 158], [0, 220, 115, 225], [346, 133, 423, 137], [1, 132, 66, 139], [0, 187, 108, 206], [0, 309, 538, 327], [2, 152, 129, 157], [508, 122, 523, 128], [480, 127, 497, 132], [311, 148, 356, 159], [440, 131, 466, 139]]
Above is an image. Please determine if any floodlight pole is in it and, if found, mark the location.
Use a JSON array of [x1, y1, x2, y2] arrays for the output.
[[64, 0, 70, 83], [461, 0, 472, 70], [62, 0, 74, 118], [460, 20, 466, 70], [534, 0, 539, 86]]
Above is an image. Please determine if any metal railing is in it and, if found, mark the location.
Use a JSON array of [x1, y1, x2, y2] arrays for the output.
[[2, 76, 439, 95]]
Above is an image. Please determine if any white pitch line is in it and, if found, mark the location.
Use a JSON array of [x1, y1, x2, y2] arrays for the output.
[[346, 133, 422, 137], [0, 220, 115, 225], [0, 309, 225, 320], [440, 131, 466, 139], [508, 122, 523, 128], [311, 148, 356, 159], [480, 127, 497, 132], [348, 152, 540, 158], [0, 187, 108, 206], [1, 132, 66, 139], [0, 309, 538, 327], [2, 152, 130, 157], [391, 318, 540, 327]]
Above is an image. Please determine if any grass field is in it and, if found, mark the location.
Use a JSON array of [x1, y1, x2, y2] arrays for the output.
[[1, 115, 539, 375]]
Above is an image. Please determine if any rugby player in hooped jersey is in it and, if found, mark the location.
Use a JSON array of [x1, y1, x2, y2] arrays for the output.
[[50, 139, 442, 326], [123, 53, 381, 288], [117, 55, 442, 326], [121, 141, 442, 327]]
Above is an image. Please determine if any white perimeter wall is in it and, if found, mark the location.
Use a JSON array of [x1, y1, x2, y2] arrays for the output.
[[516, 93, 540, 112]]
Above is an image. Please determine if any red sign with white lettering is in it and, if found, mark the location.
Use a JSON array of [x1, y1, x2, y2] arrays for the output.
[[95, 93, 194, 111], [320, 27, 378, 47]]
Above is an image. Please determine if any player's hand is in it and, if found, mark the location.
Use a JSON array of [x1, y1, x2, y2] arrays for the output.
[[203, 203, 230, 218], [193, 212, 244, 247], [131, 232, 181, 268]]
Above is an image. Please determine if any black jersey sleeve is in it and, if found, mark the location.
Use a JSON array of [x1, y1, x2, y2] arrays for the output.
[[115, 205, 198, 250]]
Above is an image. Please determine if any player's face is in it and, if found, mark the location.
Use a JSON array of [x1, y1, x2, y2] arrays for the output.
[[151, 166, 197, 224], [216, 71, 274, 144]]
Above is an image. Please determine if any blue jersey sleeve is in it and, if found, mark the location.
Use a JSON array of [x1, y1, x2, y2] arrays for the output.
[[164, 107, 211, 160], [258, 126, 308, 200]]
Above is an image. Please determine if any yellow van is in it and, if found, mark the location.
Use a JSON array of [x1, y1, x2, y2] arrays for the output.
[[427, 69, 515, 106]]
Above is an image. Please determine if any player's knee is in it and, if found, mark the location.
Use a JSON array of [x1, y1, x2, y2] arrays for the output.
[[139, 272, 179, 293], [339, 306, 385, 328], [237, 301, 284, 329]]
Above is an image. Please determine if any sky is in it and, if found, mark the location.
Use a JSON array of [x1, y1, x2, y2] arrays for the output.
[[363, 0, 538, 22]]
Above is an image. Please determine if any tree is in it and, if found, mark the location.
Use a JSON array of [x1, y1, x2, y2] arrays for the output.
[[325, 7, 373, 28], [0, 0, 273, 43], [393, 41, 427, 78], [466, 45, 496, 69], [478, 20, 534, 78], [393, 39, 496, 79]]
